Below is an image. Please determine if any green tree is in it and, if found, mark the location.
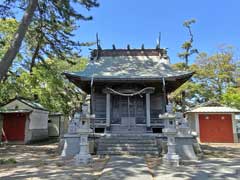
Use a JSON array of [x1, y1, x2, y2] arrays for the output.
[[0, 0, 38, 81], [222, 87, 240, 109], [0, 58, 87, 114], [178, 19, 198, 68], [0, 0, 99, 81], [194, 49, 236, 99], [0, 19, 18, 56], [172, 47, 238, 110]]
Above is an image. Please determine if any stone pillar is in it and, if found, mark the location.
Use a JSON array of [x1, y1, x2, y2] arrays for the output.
[[146, 93, 151, 127], [106, 93, 111, 127]]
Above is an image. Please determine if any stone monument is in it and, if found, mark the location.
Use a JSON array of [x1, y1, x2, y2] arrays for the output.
[[61, 112, 81, 158], [74, 104, 92, 164], [160, 103, 180, 166]]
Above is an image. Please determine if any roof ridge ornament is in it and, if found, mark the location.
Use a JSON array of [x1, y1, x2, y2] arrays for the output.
[[156, 32, 161, 49]]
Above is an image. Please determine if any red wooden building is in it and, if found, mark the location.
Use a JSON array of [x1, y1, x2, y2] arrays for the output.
[[0, 98, 49, 144], [186, 105, 240, 143]]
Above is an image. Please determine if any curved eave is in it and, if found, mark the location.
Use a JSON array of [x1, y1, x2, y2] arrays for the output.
[[63, 72, 194, 94]]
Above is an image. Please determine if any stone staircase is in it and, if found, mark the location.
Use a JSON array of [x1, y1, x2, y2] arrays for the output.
[[110, 125, 147, 134], [97, 134, 159, 156]]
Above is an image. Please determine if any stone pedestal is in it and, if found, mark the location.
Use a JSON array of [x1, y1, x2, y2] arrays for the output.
[[162, 128, 180, 166], [75, 134, 92, 164], [61, 113, 81, 159], [161, 103, 180, 166], [61, 134, 81, 158]]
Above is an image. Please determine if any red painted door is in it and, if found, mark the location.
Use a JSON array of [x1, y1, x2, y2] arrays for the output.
[[199, 114, 234, 143], [2, 113, 26, 141]]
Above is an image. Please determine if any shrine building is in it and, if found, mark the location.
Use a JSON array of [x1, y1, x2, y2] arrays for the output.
[[64, 47, 193, 134]]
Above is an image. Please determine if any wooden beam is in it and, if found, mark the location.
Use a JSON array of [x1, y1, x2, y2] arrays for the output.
[[146, 93, 151, 127], [106, 93, 111, 127]]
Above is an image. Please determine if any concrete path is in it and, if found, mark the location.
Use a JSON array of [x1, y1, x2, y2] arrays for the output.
[[99, 156, 152, 180], [154, 158, 240, 180]]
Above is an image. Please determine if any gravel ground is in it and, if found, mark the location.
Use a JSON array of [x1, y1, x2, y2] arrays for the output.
[[145, 143, 240, 180], [0, 141, 109, 180], [0, 142, 240, 179], [200, 143, 240, 158]]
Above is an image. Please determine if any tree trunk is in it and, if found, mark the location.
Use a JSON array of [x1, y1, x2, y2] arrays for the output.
[[0, 0, 38, 81], [30, 34, 43, 73]]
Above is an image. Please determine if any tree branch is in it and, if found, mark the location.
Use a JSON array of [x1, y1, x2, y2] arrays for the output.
[[0, 0, 38, 81]]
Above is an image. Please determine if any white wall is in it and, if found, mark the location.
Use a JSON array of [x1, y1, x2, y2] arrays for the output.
[[186, 113, 199, 137], [29, 110, 48, 129]]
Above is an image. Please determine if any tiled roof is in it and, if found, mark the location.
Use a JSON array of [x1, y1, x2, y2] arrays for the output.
[[0, 109, 32, 114], [18, 98, 48, 111], [1, 97, 48, 111], [90, 49, 165, 57], [187, 106, 240, 113], [65, 55, 193, 80]]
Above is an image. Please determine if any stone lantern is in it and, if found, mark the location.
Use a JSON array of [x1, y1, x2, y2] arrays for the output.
[[160, 103, 180, 166], [176, 112, 191, 137], [74, 104, 92, 165]]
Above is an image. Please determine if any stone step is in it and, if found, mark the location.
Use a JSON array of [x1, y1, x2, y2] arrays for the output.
[[103, 136, 155, 140], [98, 150, 159, 156], [97, 134, 159, 156], [100, 139, 156, 142], [110, 131, 147, 134], [98, 141, 157, 146], [110, 126, 146, 129], [98, 146, 159, 151], [104, 134, 155, 136], [98, 142, 157, 147]]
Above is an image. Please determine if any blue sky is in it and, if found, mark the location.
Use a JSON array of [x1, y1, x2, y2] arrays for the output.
[[76, 0, 240, 64]]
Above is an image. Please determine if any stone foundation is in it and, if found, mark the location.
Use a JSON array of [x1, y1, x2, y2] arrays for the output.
[[157, 136, 200, 160], [61, 134, 81, 158]]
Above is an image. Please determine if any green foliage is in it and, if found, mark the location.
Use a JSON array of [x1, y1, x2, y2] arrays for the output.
[[222, 87, 240, 109], [183, 19, 196, 27], [0, 58, 87, 114], [0, 19, 18, 59], [0, 1, 97, 113], [178, 19, 198, 67], [172, 47, 239, 109], [0, 0, 99, 72]]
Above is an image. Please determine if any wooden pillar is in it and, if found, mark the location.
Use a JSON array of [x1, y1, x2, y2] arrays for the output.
[[146, 93, 151, 127], [106, 93, 111, 127]]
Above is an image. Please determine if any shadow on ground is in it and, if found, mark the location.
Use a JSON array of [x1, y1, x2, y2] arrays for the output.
[[153, 158, 240, 180], [200, 143, 240, 158], [0, 141, 107, 180], [99, 156, 152, 180], [151, 143, 240, 180]]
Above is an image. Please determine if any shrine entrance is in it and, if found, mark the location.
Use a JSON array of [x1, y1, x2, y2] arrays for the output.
[[104, 87, 155, 133], [111, 95, 146, 127]]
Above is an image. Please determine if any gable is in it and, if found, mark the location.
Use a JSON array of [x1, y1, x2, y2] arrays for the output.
[[3, 99, 34, 111]]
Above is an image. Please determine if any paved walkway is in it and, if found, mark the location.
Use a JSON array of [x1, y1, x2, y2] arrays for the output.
[[153, 158, 240, 180], [99, 156, 152, 180]]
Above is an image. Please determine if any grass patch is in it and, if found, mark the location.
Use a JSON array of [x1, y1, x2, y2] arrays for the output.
[[0, 158, 17, 165]]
